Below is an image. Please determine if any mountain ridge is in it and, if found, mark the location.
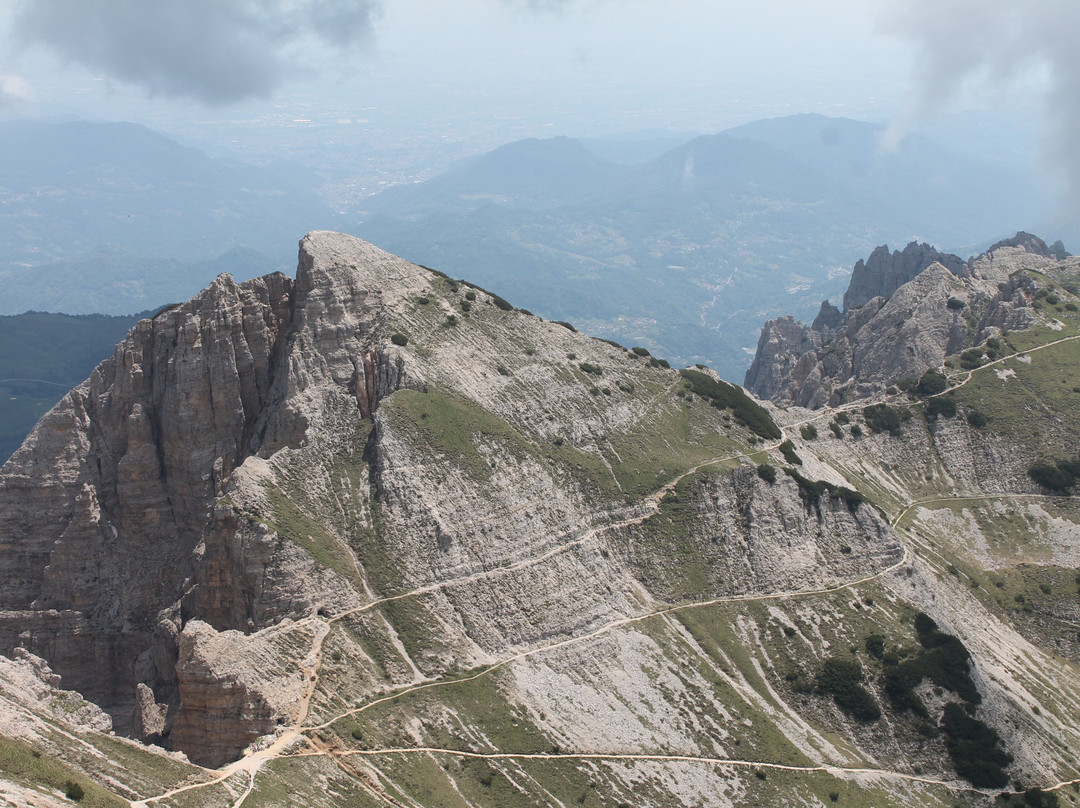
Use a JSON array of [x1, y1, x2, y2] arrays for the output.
[[2, 232, 1080, 806]]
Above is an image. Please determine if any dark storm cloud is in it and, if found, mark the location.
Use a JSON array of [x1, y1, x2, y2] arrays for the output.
[[13, 0, 379, 104], [882, 0, 1080, 205]]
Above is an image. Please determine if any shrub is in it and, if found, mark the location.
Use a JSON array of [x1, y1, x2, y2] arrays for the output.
[[464, 290, 476, 301], [863, 403, 903, 436], [497, 365, 511, 376], [816, 656, 881, 722], [445, 315, 458, 327], [490, 294, 514, 311], [555, 321, 577, 332], [917, 370, 949, 397], [460, 300, 472, 312], [416, 296, 430, 305], [632, 346, 651, 357], [578, 362, 603, 376], [829, 422, 843, 439], [679, 369, 782, 439], [850, 424, 863, 438], [941, 703, 1012, 788], [947, 297, 966, 310], [1046, 294, 1060, 306], [966, 410, 988, 428], [800, 423, 818, 440], [1067, 302, 1079, 312], [64, 781, 85, 802], [960, 348, 985, 370], [865, 634, 886, 659], [897, 376, 919, 394], [835, 411, 850, 425], [779, 440, 803, 466], [390, 333, 409, 346], [1029, 461, 1077, 493], [757, 464, 777, 484], [925, 395, 957, 420]]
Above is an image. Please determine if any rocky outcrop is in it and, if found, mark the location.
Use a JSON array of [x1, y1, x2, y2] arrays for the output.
[[0, 233, 419, 763], [744, 234, 1065, 407], [842, 241, 967, 311]]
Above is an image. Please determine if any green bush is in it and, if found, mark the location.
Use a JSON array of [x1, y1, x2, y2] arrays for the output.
[[863, 403, 903, 436], [1045, 294, 1060, 306], [555, 321, 577, 332], [757, 464, 777, 484], [464, 290, 476, 301], [416, 296, 430, 305], [941, 703, 1012, 788], [925, 395, 957, 420], [966, 410, 988, 428], [496, 365, 511, 376], [917, 370, 949, 397], [578, 362, 603, 376], [816, 656, 881, 722], [460, 300, 472, 312], [390, 333, 409, 346], [884, 614, 980, 716], [64, 781, 85, 802], [1029, 461, 1078, 493], [947, 297, 966, 310], [865, 634, 886, 659], [835, 412, 850, 425], [829, 422, 844, 439], [960, 348, 985, 370], [679, 369, 782, 439], [850, 424, 863, 438], [779, 440, 803, 466], [632, 346, 651, 357], [897, 376, 919, 394], [490, 294, 514, 311], [800, 423, 818, 440], [1066, 302, 1078, 312]]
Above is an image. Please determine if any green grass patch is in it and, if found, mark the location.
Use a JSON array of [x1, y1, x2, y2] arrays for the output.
[[679, 369, 781, 439], [0, 734, 127, 807]]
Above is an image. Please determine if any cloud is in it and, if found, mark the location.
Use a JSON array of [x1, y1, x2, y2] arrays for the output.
[[0, 73, 34, 105], [880, 0, 1080, 205], [12, 0, 380, 104]]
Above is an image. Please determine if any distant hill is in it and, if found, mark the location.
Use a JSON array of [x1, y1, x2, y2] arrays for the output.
[[0, 311, 145, 463], [355, 114, 1051, 380], [0, 244, 281, 315], [0, 119, 338, 267]]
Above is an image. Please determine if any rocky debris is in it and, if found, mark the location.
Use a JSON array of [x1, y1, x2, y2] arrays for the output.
[[744, 233, 1068, 407], [0, 649, 112, 737], [843, 241, 967, 312]]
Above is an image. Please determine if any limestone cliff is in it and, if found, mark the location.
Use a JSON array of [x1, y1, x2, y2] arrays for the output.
[[3, 232, 1080, 808], [744, 234, 1070, 407]]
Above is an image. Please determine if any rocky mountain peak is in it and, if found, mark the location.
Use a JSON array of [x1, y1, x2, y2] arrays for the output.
[[745, 232, 1073, 407], [842, 240, 967, 311]]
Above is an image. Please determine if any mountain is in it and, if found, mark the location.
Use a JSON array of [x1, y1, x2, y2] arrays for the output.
[[0, 244, 282, 316], [745, 232, 1075, 408], [355, 114, 1051, 380], [2, 232, 1080, 806], [0, 119, 339, 268]]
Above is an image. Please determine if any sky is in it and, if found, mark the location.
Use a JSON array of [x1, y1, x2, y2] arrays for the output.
[[0, 0, 1072, 202]]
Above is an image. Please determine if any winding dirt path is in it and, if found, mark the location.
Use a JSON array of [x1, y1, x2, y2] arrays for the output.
[[131, 335, 1080, 806]]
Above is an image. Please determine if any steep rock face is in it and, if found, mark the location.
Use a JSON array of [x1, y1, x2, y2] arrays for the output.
[[842, 241, 966, 311], [745, 236, 1060, 407], [0, 234, 422, 757], [0, 272, 293, 710]]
